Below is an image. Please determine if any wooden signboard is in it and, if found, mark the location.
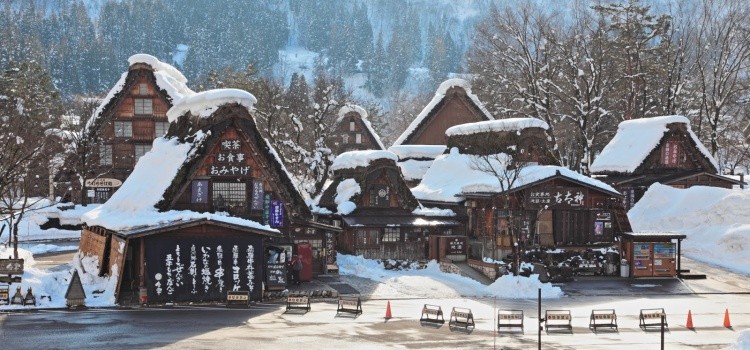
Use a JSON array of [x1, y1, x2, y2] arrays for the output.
[[266, 263, 287, 290], [0, 258, 24, 275], [0, 287, 9, 305], [85, 178, 123, 188]]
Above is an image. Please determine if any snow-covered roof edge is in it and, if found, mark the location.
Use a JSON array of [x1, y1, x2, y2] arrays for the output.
[[166, 89, 257, 123], [331, 150, 399, 171], [388, 145, 447, 160], [392, 78, 494, 146], [445, 118, 549, 137], [337, 104, 386, 150], [128, 54, 188, 84]]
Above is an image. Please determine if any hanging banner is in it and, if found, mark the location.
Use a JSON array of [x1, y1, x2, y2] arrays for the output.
[[263, 193, 271, 225], [251, 180, 264, 210], [191, 180, 209, 203], [270, 200, 284, 227]]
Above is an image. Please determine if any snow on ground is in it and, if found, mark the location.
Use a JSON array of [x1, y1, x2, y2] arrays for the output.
[[337, 253, 563, 299], [629, 183, 750, 275], [20, 243, 79, 255], [725, 330, 750, 350], [0, 246, 116, 309], [1, 200, 91, 243]]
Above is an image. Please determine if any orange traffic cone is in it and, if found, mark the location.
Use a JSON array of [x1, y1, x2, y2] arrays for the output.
[[723, 308, 732, 328], [686, 310, 694, 329], [385, 301, 392, 320]]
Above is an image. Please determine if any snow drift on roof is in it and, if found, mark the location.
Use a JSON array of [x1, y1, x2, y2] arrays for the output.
[[337, 104, 385, 149], [392, 78, 494, 146], [445, 118, 549, 137], [331, 150, 398, 171], [388, 145, 447, 160], [397, 159, 435, 181], [590, 115, 718, 174], [129, 54, 188, 84], [334, 178, 361, 215], [413, 148, 617, 203], [81, 134, 276, 233], [166, 89, 257, 122]]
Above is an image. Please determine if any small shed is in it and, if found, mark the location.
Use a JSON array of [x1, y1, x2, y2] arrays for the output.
[[620, 232, 686, 278]]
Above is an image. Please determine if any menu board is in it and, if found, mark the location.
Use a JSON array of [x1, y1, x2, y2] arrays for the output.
[[266, 263, 287, 289]]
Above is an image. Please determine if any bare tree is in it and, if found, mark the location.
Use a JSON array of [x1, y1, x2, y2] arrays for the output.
[[691, 0, 750, 157]]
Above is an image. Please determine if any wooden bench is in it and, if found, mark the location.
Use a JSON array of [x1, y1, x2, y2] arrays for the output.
[[497, 310, 524, 333], [336, 296, 362, 317], [285, 293, 311, 313], [420, 304, 445, 324], [448, 307, 475, 330], [545, 310, 572, 332], [589, 309, 617, 332], [639, 308, 668, 330]]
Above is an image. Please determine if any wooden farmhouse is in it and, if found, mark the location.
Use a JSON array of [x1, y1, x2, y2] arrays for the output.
[[590, 115, 743, 210], [60, 54, 194, 204], [316, 150, 462, 260], [392, 78, 495, 146], [413, 118, 630, 260], [78, 89, 339, 304], [331, 105, 385, 155]]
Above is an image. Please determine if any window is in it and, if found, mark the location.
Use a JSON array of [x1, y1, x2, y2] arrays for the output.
[[212, 182, 246, 210], [349, 121, 356, 131], [355, 133, 362, 144], [155, 121, 169, 137], [99, 144, 112, 166], [383, 227, 400, 242], [405, 228, 424, 242], [134, 144, 151, 160], [134, 98, 153, 115], [139, 83, 148, 95], [114, 121, 132, 137]]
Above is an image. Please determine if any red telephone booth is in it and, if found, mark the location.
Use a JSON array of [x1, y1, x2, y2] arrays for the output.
[[296, 243, 314, 282]]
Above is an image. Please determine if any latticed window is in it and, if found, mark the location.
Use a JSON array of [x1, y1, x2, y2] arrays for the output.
[[154, 121, 169, 137], [114, 121, 132, 137], [98, 144, 112, 166], [356, 229, 379, 247], [134, 98, 153, 115], [134, 144, 151, 160], [212, 182, 246, 210], [383, 227, 400, 242], [139, 83, 148, 95]]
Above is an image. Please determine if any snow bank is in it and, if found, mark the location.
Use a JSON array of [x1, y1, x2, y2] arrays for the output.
[[0, 246, 117, 309], [331, 150, 398, 171], [334, 179, 361, 215], [591, 115, 718, 174], [393, 78, 493, 146], [1, 200, 90, 243], [445, 118, 549, 137], [167, 89, 257, 122], [388, 145, 447, 160], [629, 183, 750, 275], [413, 148, 617, 203], [397, 159, 434, 181], [725, 330, 750, 350], [337, 253, 563, 299], [337, 104, 385, 150]]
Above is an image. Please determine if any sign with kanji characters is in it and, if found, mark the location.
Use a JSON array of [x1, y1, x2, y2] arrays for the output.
[[0, 259, 24, 275], [447, 237, 466, 255], [270, 200, 284, 227], [220, 139, 243, 151], [263, 193, 271, 225], [251, 180, 264, 210], [85, 178, 122, 188], [526, 187, 586, 208], [191, 180, 208, 203]]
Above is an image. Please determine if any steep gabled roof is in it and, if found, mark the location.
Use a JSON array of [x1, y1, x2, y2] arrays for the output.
[[319, 151, 419, 215], [590, 115, 718, 174], [337, 104, 385, 150], [392, 78, 494, 146], [413, 148, 618, 203], [81, 89, 309, 231], [83, 54, 194, 136]]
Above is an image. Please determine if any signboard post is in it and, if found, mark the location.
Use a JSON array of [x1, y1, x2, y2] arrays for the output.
[[84, 178, 123, 188], [226, 290, 250, 308]]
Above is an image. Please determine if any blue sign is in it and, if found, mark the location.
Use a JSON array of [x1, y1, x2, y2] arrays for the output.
[[191, 180, 208, 203], [251, 180, 264, 210], [270, 200, 284, 227], [263, 193, 271, 225]]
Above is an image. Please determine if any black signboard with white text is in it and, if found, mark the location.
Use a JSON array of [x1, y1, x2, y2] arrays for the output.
[[144, 232, 264, 303], [266, 263, 287, 289]]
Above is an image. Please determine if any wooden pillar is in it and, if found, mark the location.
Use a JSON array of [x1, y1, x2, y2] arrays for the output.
[[677, 239, 682, 274], [139, 238, 146, 288]]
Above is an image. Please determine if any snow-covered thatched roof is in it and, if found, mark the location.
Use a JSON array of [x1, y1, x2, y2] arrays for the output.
[[413, 148, 618, 203], [392, 78, 494, 146], [84, 54, 195, 133], [166, 89, 256, 122], [337, 104, 385, 150], [590, 115, 718, 174], [331, 150, 399, 171]]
